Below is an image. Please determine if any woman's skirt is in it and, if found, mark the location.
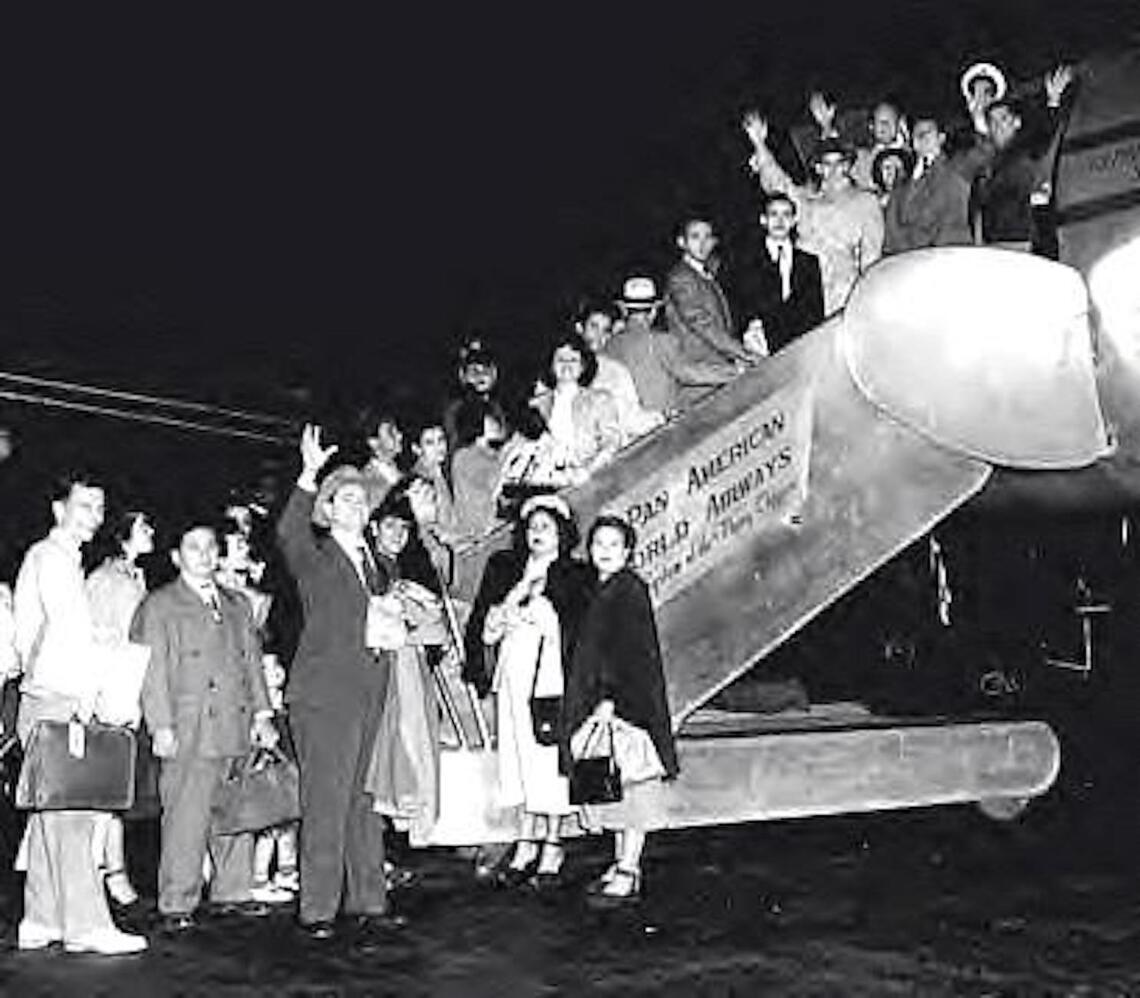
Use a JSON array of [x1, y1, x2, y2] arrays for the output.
[[495, 616, 572, 816], [587, 776, 669, 832], [571, 716, 669, 832]]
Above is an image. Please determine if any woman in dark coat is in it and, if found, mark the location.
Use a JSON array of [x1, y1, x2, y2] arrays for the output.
[[563, 515, 679, 904], [463, 494, 592, 887]]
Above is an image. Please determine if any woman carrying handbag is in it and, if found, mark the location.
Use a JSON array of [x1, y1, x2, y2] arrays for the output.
[[464, 494, 592, 888], [563, 515, 679, 905]]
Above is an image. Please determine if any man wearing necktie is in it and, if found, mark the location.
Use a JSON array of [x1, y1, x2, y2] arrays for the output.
[[883, 113, 972, 255], [737, 192, 825, 357], [134, 519, 276, 932], [276, 425, 405, 944]]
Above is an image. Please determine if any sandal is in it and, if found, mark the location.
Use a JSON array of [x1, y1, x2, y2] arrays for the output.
[[494, 840, 540, 888], [588, 867, 641, 908], [585, 863, 619, 896], [530, 841, 565, 892]]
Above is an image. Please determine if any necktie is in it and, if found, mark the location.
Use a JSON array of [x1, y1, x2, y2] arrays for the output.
[[359, 546, 385, 596], [777, 243, 792, 301], [206, 590, 222, 624]]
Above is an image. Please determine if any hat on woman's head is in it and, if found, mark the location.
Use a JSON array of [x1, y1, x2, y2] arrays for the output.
[[457, 337, 497, 369], [373, 483, 417, 525], [311, 464, 376, 527], [519, 492, 574, 524], [616, 276, 661, 310], [960, 61, 1008, 102], [871, 145, 917, 190]]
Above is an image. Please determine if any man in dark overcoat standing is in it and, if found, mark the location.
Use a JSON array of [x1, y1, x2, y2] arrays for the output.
[[134, 519, 276, 932], [276, 424, 399, 942]]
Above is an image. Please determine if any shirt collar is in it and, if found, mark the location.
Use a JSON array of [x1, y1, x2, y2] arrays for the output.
[[47, 527, 83, 564], [683, 254, 712, 279], [766, 236, 792, 258], [182, 575, 219, 602], [331, 529, 366, 561]]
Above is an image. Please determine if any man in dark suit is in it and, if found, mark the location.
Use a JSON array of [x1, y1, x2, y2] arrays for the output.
[[663, 215, 754, 408], [883, 113, 972, 255], [736, 193, 825, 355], [276, 425, 400, 943], [135, 519, 276, 932]]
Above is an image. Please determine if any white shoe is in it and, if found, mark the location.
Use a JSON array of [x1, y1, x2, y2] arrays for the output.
[[272, 870, 299, 893], [64, 928, 148, 955], [249, 883, 294, 905], [17, 921, 62, 950], [105, 870, 140, 907]]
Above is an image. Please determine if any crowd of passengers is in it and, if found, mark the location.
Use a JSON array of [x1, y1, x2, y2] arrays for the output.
[[0, 53, 1079, 956]]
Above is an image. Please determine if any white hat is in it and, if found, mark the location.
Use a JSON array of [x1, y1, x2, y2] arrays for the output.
[[519, 493, 574, 524], [616, 276, 661, 309], [960, 61, 1008, 103]]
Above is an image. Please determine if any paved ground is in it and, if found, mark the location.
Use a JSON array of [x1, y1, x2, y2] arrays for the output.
[[4, 750, 1140, 998]]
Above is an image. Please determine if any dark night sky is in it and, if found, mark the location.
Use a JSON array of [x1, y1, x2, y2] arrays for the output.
[[0, 2, 1138, 450]]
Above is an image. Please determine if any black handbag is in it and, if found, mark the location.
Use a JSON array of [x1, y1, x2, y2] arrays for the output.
[[211, 746, 301, 835], [528, 636, 562, 746], [569, 721, 623, 805], [15, 718, 137, 811]]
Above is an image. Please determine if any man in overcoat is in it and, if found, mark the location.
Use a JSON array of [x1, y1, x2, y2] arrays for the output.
[[276, 424, 400, 942], [134, 519, 276, 931]]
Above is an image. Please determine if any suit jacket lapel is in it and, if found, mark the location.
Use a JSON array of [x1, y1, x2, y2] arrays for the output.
[[710, 271, 733, 330]]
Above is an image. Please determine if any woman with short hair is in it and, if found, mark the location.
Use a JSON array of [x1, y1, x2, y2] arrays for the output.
[[563, 515, 679, 905], [528, 333, 621, 487]]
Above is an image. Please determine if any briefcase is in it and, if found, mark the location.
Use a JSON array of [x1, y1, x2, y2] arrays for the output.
[[211, 747, 300, 835], [15, 719, 137, 811]]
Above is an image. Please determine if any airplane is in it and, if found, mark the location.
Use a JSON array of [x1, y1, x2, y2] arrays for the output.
[[419, 45, 1140, 844], [0, 47, 1136, 846]]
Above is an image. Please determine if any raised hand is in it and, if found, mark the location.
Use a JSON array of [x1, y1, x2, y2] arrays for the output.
[[299, 423, 338, 478], [1044, 64, 1074, 107], [808, 91, 837, 134], [742, 111, 768, 149]]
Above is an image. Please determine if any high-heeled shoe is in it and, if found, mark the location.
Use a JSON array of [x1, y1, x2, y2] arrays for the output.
[[529, 841, 565, 892], [587, 867, 641, 908], [493, 840, 540, 888], [584, 863, 618, 897]]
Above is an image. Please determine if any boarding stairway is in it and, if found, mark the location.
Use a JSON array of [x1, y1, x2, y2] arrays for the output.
[[412, 241, 1112, 844], [416, 48, 1140, 842]]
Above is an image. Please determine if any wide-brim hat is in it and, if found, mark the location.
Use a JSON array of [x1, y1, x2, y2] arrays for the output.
[[311, 464, 377, 527], [811, 137, 855, 165], [616, 276, 661, 309], [519, 492, 574, 524], [960, 61, 1008, 103], [871, 145, 917, 189], [373, 485, 416, 525]]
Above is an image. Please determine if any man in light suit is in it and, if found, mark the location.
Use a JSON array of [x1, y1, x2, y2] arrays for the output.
[[14, 470, 148, 955], [134, 519, 276, 933], [736, 192, 825, 355], [663, 216, 755, 407]]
